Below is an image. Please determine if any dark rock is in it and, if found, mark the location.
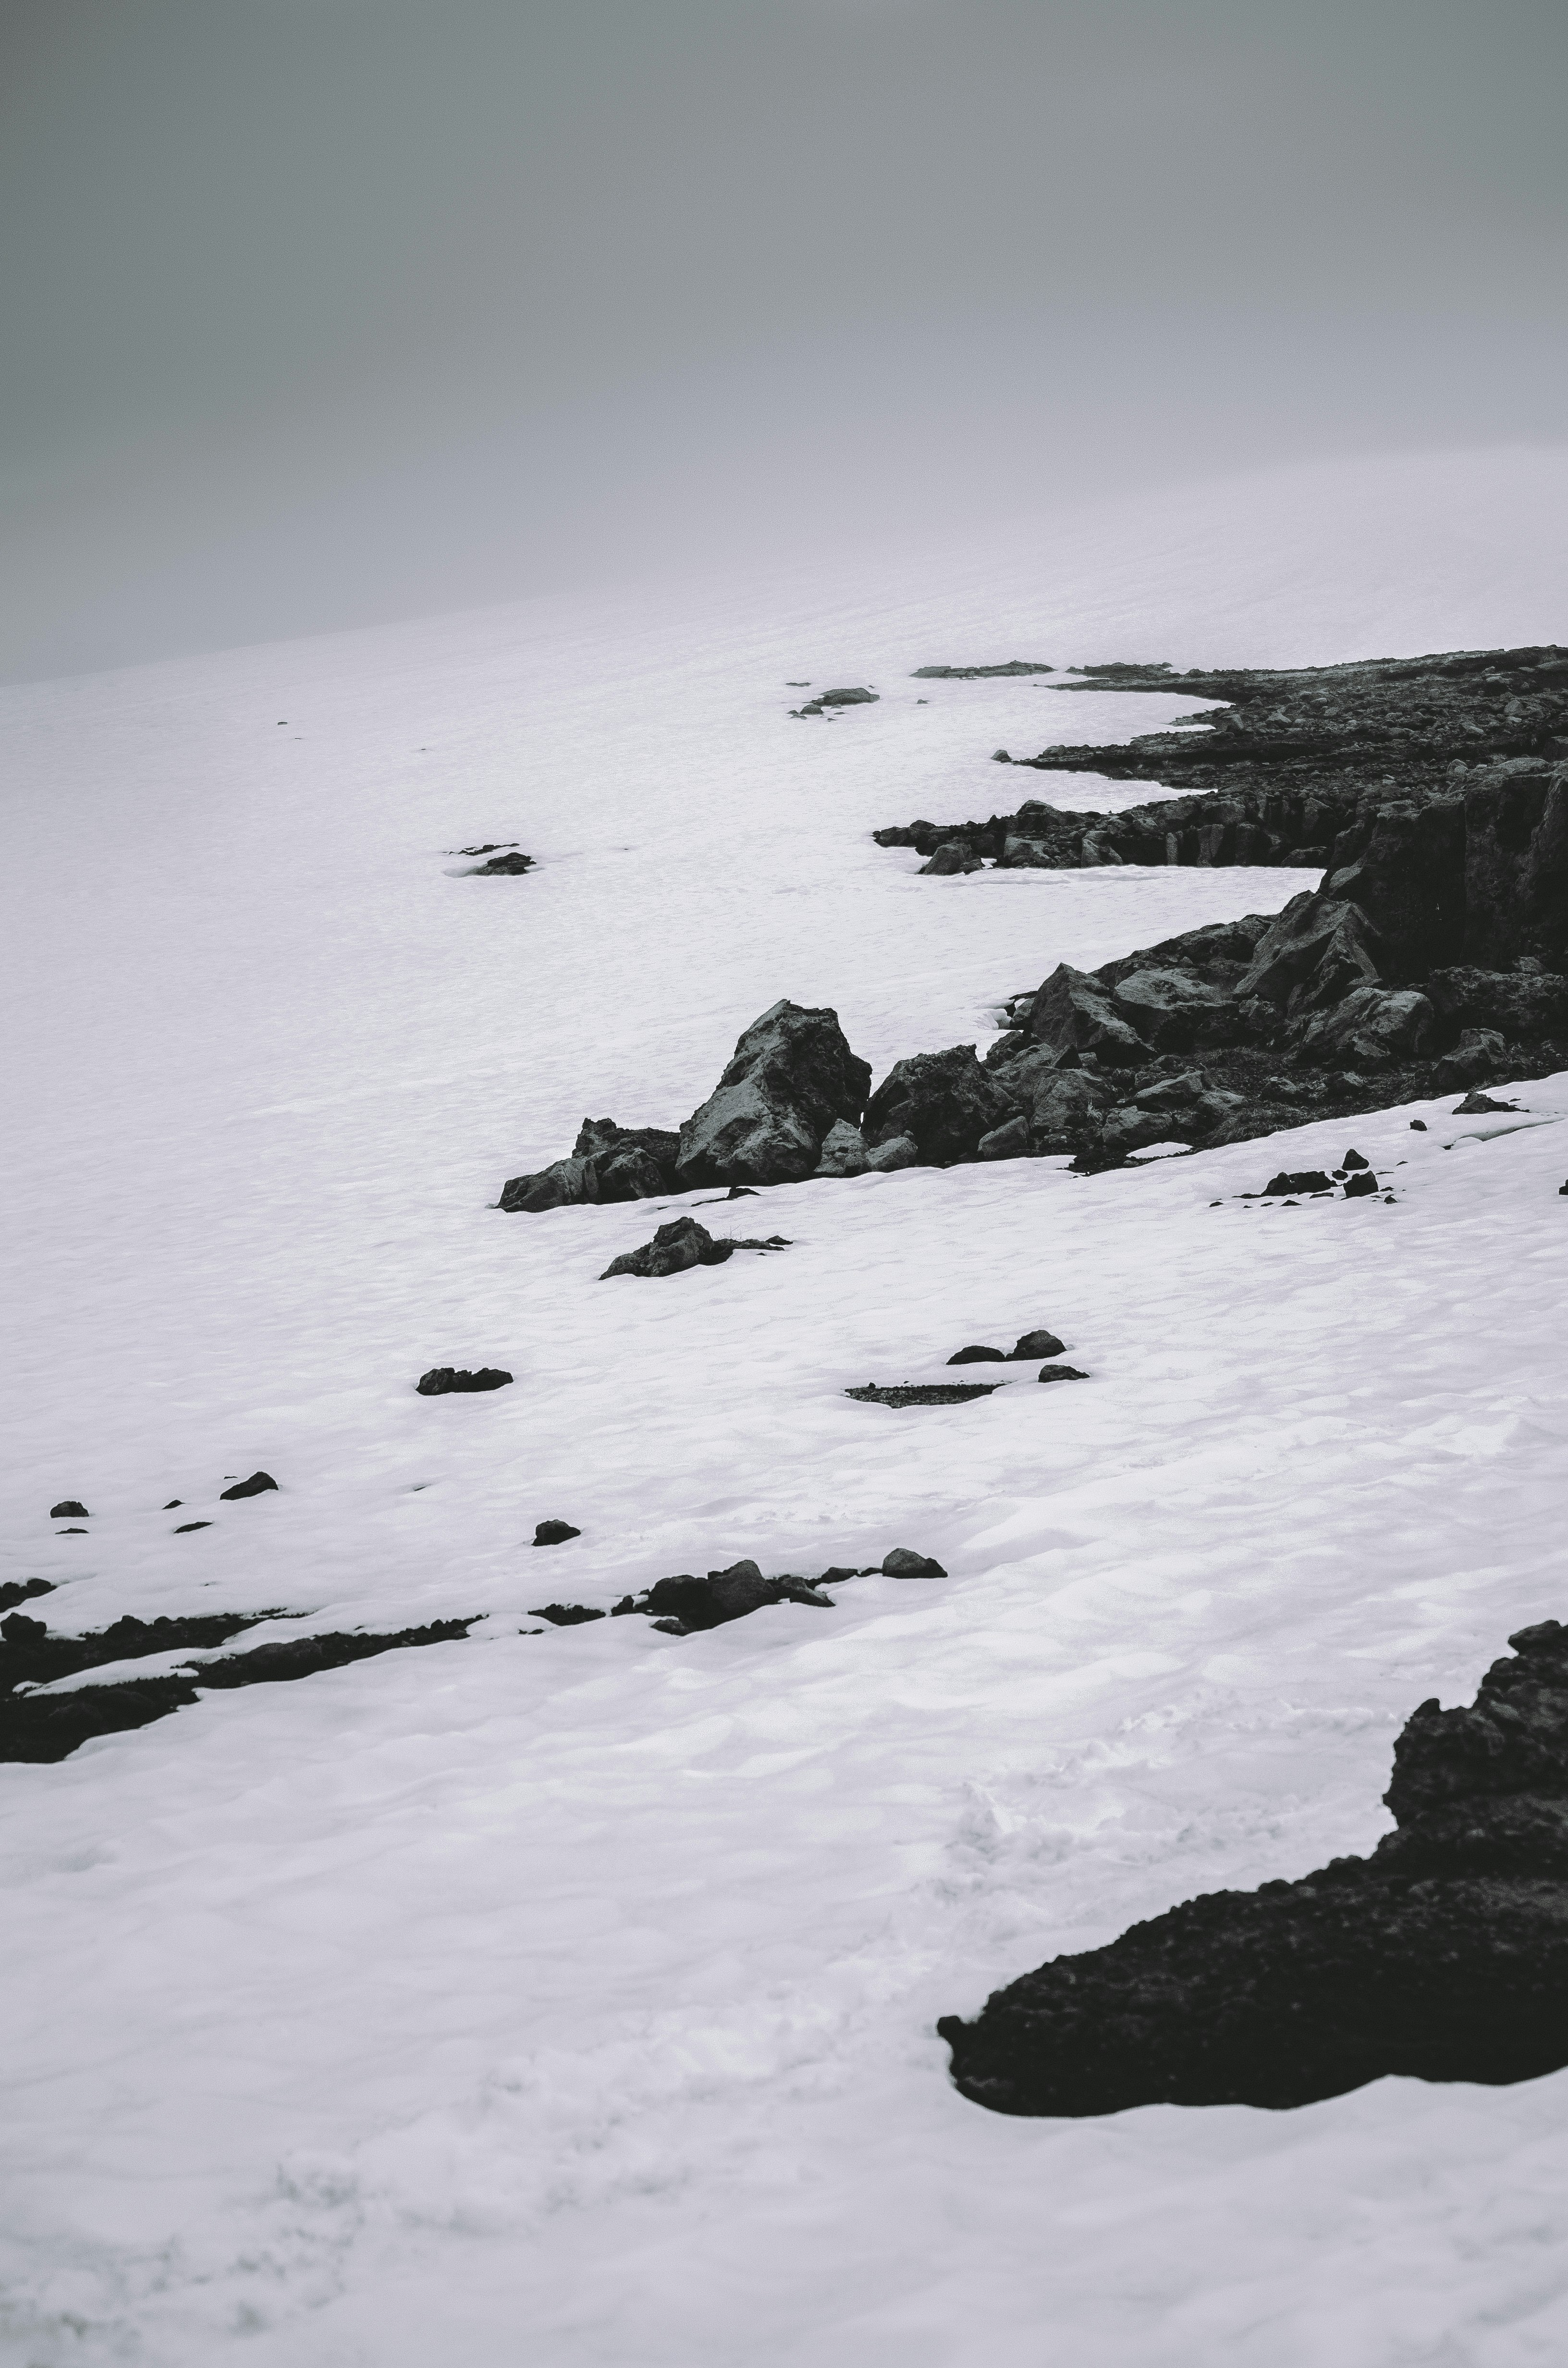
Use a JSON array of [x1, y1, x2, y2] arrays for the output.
[[49, 1502, 88, 1521], [1291, 985, 1435, 1068], [1028, 967, 1145, 1068], [174, 1522, 212, 1533], [865, 1133, 919, 1172], [1110, 969, 1236, 1053], [1454, 1091, 1520, 1115], [1411, 1119, 1428, 1130], [814, 1119, 872, 1177], [529, 1604, 604, 1626], [948, 1345, 1006, 1365], [600, 1215, 734, 1280], [1037, 1365, 1089, 1383], [1235, 894, 1384, 1010], [610, 1596, 639, 1615], [466, 851, 535, 875], [1433, 1028, 1508, 1091], [1343, 1172, 1380, 1197], [977, 1114, 1029, 1160], [1324, 799, 1466, 976], [416, 1367, 514, 1394], [1, 1616, 476, 1765], [863, 1046, 1021, 1164], [219, 1471, 278, 1501], [921, 842, 984, 876], [532, 1520, 582, 1546], [1010, 1330, 1065, 1359], [0, 1579, 52, 1612], [500, 1119, 682, 1213], [1101, 1106, 1184, 1158], [938, 1617, 1568, 2115], [677, 1000, 871, 1187], [1427, 964, 1568, 1039], [454, 842, 516, 857], [882, 1548, 947, 1578], [1464, 766, 1568, 966], [1342, 1148, 1371, 1168], [846, 1383, 1002, 1407], [792, 686, 879, 715], [819, 1566, 881, 1583], [164, 1500, 182, 1509], [911, 662, 1055, 678], [640, 1563, 833, 1630], [1264, 1170, 1334, 1195]]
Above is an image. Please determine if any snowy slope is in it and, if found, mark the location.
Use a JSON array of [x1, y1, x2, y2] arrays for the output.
[[2, 450, 1568, 2367]]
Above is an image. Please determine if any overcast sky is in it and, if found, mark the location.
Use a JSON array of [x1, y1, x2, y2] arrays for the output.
[[2, 0, 1564, 679]]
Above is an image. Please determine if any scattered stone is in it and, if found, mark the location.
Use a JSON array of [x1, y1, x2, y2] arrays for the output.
[[416, 1367, 514, 1394], [466, 851, 535, 875], [1411, 1119, 1427, 1129], [791, 686, 879, 716], [0, 1579, 52, 1612], [1454, 1091, 1520, 1115], [938, 1617, 1568, 2115], [1037, 1365, 1089, 1383], [532, 1520, 582, 1547], [173, 1522, 212, 1533], [1342, 1148, 1371, 1168], [1264, 1170, 1334, 1195], [219, 1471, 278, 1501], [500, 1119, 683, 1213], [882, 1548, 947, 1578], [1343, 1172, 1381, 1198], [845, 1383, 1003, 1407], [819, 1566, 881, 1584], [49, 1502, 88, 1521], [454, 842, 516, 857], [529, 1604, 604, 1626], [1011, 1330, 1066, 1358], [600, 1216, 733, 1280], [677, 1000, 871, 1188], [948, 1345, 1006, 1365]]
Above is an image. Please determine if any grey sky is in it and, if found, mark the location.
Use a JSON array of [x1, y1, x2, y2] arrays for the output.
[[2, 0, 1564, 679]]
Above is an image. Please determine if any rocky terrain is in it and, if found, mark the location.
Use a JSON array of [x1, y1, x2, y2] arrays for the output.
[[939, 1618, 1568, 2116]]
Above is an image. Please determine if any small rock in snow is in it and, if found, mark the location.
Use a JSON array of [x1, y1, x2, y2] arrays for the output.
[[947, 1345, 1006, 1365], [1038, 1364, 1090, 1384], [532, 1520, 582, 1547], [529, 1604, 605, 1627], [882, 1548, 947, 1579], [174, 1521, 212, 1533], [416, 1367, 515, 1394], [219, 1471, 278, 1501], [1344, 1172, 1380, 1198], [49, 1501, 88, 1520], [1010, 1330, 1066, 1359]]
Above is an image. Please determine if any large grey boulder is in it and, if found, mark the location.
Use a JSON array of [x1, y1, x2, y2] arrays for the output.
[[1028, 965, 1146, 1066], [992, 1052, 1116, 1150], [1110, 967, 1236, 1052], [1235, 893, 1383, 1008], [1101, 1106, 1184, 1157], [862, 1046, 1021, 1164], [499, 1119, 680, 1212], [675, 1001, 871, 1187], [600, 1216, 735, 1281], [1291, 986, 1436, 1068], [813, 1119, 872, 1177]]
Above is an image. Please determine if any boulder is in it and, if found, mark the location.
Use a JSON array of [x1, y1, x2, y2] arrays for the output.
[[416, 1368, 514, 1394], [466, 850, 535, 875], [1344, 1172, 1380, 1197], [1433, 1028, 1508, 1092], [1110, 968, 1234, 1052], [1204, 1102, 1299, 1149], [49, 1501, 88, 1521], [865, 1133, 919, 1172], [1028, 965, 1145, 1066], [532, 1520, 581, 1546], [676, 1000, 871, 1187], [642, 1562, 834, 1630], [1264, 1170, 1334, 1195], [1455, 1091, 1520, 1115], [792, 686, 879, 715], [938, 1618, 1568, 2116], [1323, 798, 1466, 975], [862, 1046, 1021, 1164], [498, 1153, 600, 1214], [920, 842, 983, 876], [600, 1216, 734, 1280], [500, 1120, 681, 1213], [1186, 1087, 1248, 1138], [1132, 1069, 1206, 1112], [1291, 985, 1435, 1068], [1426, 965, 1568, 1039], [989, 1051, 1116, 1147], [813, 1119, 872, 1178], [529, 1603, 604, 1625], [1101, 1105, 1188, 1157], [1234, 893, 1383, 1008], [882, 1548, 947, 1578], [1010, 1330, 1065, 1359], [977, 1114, 1029, 1160], [847, 1383, 1002, 1406], [948, 1345, 1006, 1365], [219, 1471, 278, 1501], [1037, 1365, 1089, 1383]]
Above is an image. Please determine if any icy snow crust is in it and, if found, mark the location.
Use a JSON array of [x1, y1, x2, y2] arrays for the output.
[[5, 456, 1568, 2363]]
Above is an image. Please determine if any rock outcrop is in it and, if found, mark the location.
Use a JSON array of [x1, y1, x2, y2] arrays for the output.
[[676, 1000, 871, 1187], [938, 1619, 1568, 2115]]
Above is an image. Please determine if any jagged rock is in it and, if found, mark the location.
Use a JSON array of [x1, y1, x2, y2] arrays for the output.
[[948, 1345, 1006, 1365], [1037, 1365, 1089, 1383], [978, 1114, 1029, 1160], [847, 1384, 1002, 1407], [600, 1216, 735, 1280], [1010, 1330, 1065, 1359], [416, 1367, 514, 1394], [641, 1563, 833, 1629], [1110, 969, 1235, 1052], [49, 1501, 88, 1521], [466, 851, 535, 875], [1324, 799, 1466, 975], [1427, 965, 1568, 1038], [865, 1133, 919, 1172], [921, 842, 984, 876], [1292, 985, 1435, 1068], [173, 1521, 211, 1533], [813, 1119, 872, 1177], [862, 1046, 1020, 1164], [1342, 1148, 1370, 1168], [1265, 1169, 1334, 1195], [987, 1051, 1116, 1149], [499, 1119, 681, 1213], [1455, 1091, 1520, 1115], [676, 1000, 871, 1187], [532, 1520, 581, 1546], [1132, 1069, 1206, 1112], [911, 662, 1055, 679], [529, 1603, 603, 1625], [938, 1617, 1568, 2115], [1344, 1172, 1380, 1197], [1028, 967, 1145, 1067], [1433, 1028, 1508, 1091], [1234, 894, 1384, 1008], [882, 1548, 947, 1578], [219, 1471, 278, 1501]]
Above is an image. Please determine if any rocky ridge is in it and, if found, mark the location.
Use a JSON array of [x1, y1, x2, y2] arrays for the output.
[[938, 1619, 1568, 2115]]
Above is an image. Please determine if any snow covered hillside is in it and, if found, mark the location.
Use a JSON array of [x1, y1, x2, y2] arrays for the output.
[[3, 450, 1568, 2366]]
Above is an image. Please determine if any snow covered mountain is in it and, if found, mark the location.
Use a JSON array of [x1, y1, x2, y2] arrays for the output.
[[3, 446, 1568, 2366]]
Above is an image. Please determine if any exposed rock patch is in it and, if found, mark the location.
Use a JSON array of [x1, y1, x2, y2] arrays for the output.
[[882, 1548, 947, 1577], [532, 1520, 582, 1546], [790, 687, 878, 716], [465, 851, 535, 875], [845, 1383, 1004, 1407], [219, 1471, 278, 1501], [599, 1215, 789, 1280], [911, 662, 1055, 679], [49, 1501, 88, 1521], [529, 1604, 603, 1627], [416, 1367, 514, 1395], [938, 1618, 1568, 2115]]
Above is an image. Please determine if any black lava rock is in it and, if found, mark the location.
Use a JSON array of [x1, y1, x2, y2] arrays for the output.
[[1037, 1365, 1089, 1383], [939, 1617, 1568, 2115], [219, 1471, 278, 1501], [640, 1562, 834, 1631], [1010, 1330, 1066, 1359], [49, 1501, 88, 1520], [1265, 1170, 1334, 1195], [466, 851, 535, 874], [600, 1216, 735, 1281], [529, 1604, 605, 1626], [791, 686, 879, 716], [0, 1579, 52, 1612], [1454, 1091, 1520, 1115], [881, 1548, 947, 1578], [1342, 1148, 1371, 1168], [416, 1368, 514, 1394], [174, 1521, 212, 1533], [1344, 1172, 1380, 1198], [533, 1520, 582, 1546], [164, 1500, 182, 1509], [948, 1345, 1006, 1365]]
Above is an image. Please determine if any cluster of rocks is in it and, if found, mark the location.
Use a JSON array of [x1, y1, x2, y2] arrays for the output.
[[529, 1547, 949, 1640], [939, 1617, 1568, 2115], [1, 1607, 477, 1764], [789, 686, 880, 718]]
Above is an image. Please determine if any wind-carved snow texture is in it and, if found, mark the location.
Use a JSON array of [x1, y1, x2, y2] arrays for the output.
[[5, 466, 1568, 2365]]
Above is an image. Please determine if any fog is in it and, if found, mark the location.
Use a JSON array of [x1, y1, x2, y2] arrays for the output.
[[2, 0, 1564, 680]]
